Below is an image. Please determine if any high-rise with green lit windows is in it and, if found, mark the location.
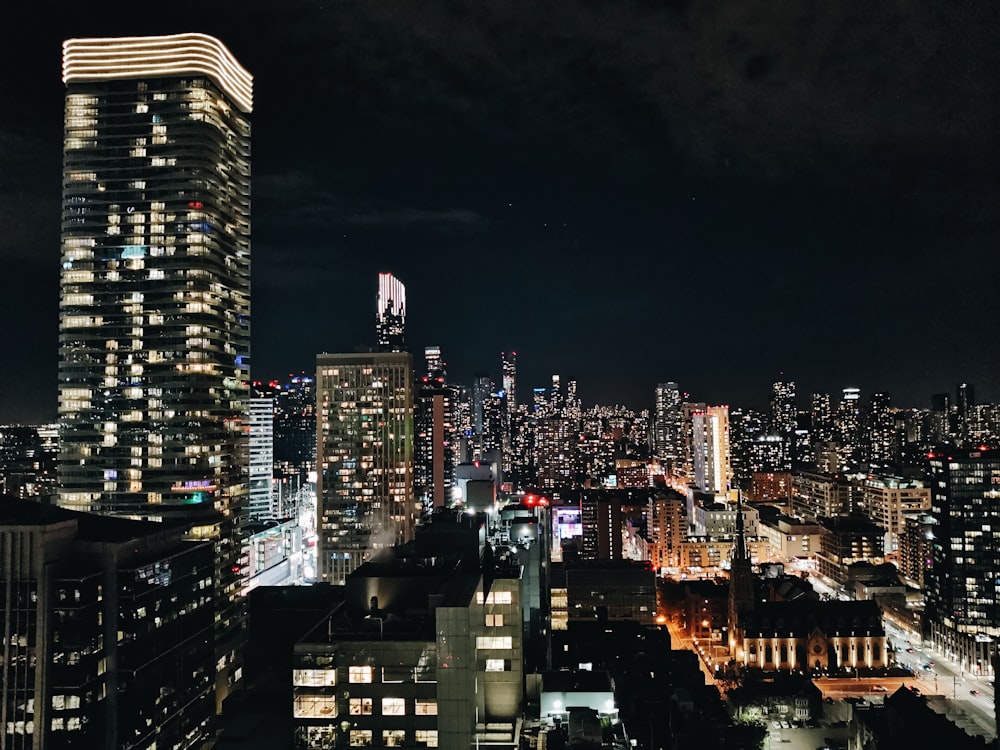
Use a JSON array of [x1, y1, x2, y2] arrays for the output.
[[57, 33, 252, 710]]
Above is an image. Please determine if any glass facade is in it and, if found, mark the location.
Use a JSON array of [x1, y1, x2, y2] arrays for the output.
[[927, 450, 1000, 637], [57, 33, 253, 710]]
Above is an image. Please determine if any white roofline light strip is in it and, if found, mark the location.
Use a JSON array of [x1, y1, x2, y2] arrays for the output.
[[63, 33, 252, 113]]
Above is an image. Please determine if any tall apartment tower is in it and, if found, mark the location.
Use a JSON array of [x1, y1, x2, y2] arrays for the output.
[[501, 351, 518, 411], [316, 352, 415, 584], [769, 377, 796, 435], [415, 348, 457, 511], [248, 397, 274, 520], [864, 391, 895, 466], [376, 272, 406, 352], [57, 33, 252, 708], [653, 382, 682, 466], [692, 405, 731, 494]]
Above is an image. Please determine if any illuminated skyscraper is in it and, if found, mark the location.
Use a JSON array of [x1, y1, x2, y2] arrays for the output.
[[863, 391, 895, 466], [810, 392, 834, 441], [316, 352, 415, 584], [653, 382, 682, 465], [56, 33, 251, 707], [501, 351, 517, 411], [692, 405, 731, 494], [376, 272, 406, 352], [835, 387, 862, 466], [425, 345, 446, 380], [248, 397, 274, 520], [769, 377, 796, 435], [415, 347, 457, 511]]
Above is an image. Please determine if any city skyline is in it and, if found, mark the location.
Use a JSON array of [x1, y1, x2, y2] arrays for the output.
[[2, 1, 999, 423]]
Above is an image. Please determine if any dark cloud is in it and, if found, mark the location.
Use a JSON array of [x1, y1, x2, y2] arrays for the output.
[[0, 0, 998, 421]]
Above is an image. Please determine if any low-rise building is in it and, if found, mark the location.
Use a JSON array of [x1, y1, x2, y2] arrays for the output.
[[292, 513, 523, 749]]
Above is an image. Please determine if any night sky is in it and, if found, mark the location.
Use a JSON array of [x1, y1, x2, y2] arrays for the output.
[[2, 1, 998, 423]]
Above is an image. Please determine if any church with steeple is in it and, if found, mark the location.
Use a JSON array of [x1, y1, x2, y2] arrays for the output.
[[727, 494, 889, 672]]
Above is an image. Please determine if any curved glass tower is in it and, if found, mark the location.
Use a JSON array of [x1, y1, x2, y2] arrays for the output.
[[57, 33, 252, 708]]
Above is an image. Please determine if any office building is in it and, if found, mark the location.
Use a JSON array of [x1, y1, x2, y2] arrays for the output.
[[316, 352, 415, 584], [375, 272, 405, 352], [0, 424, 59, 500], [692, 405, 731, 494], [1, 496, 216, 750], [926, 447, 1000, 674], [57, 33, 252, 708]]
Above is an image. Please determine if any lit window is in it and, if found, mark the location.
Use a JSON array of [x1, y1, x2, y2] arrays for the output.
[[293, 694, 337, 718], [383, 730, 406, 747], [348, 666, 373, 683], [485, 614, 504, 627], [415, 700, 437, 715], [476, 590, 513, 605], [382, 697, 405, 715], [415, 729, 439, 747], [293, 668, 336, 687], [485, 659, 506, 672], [350, 729, 372, 746], [349, 698, 372, 715], [476, 636, 512, 650]]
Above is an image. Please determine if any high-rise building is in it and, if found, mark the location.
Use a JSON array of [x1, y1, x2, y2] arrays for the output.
[[376, 272, 406, 352], [863, 392, 895, 466], [653, 382, 682, 466], [57, 33, 252, 708], [425, 346, 446, 381], [648, 490, 686, 570], [248, 397, 274, 520], [956, 382, 976, 442], [811, 393, 834, 442], [769, 377, 796, 435], [692, 406, 731, 494], [316, 352, 415, 584], [414, 356, 458, 511], [926, 447, 1000, 673], [832, 388, 862, 468], [501, 351, 517, 412]]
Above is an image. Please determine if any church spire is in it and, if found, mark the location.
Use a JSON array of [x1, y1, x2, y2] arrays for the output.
[[734, 490, 749, 563], [728, 490, 755, 660]]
